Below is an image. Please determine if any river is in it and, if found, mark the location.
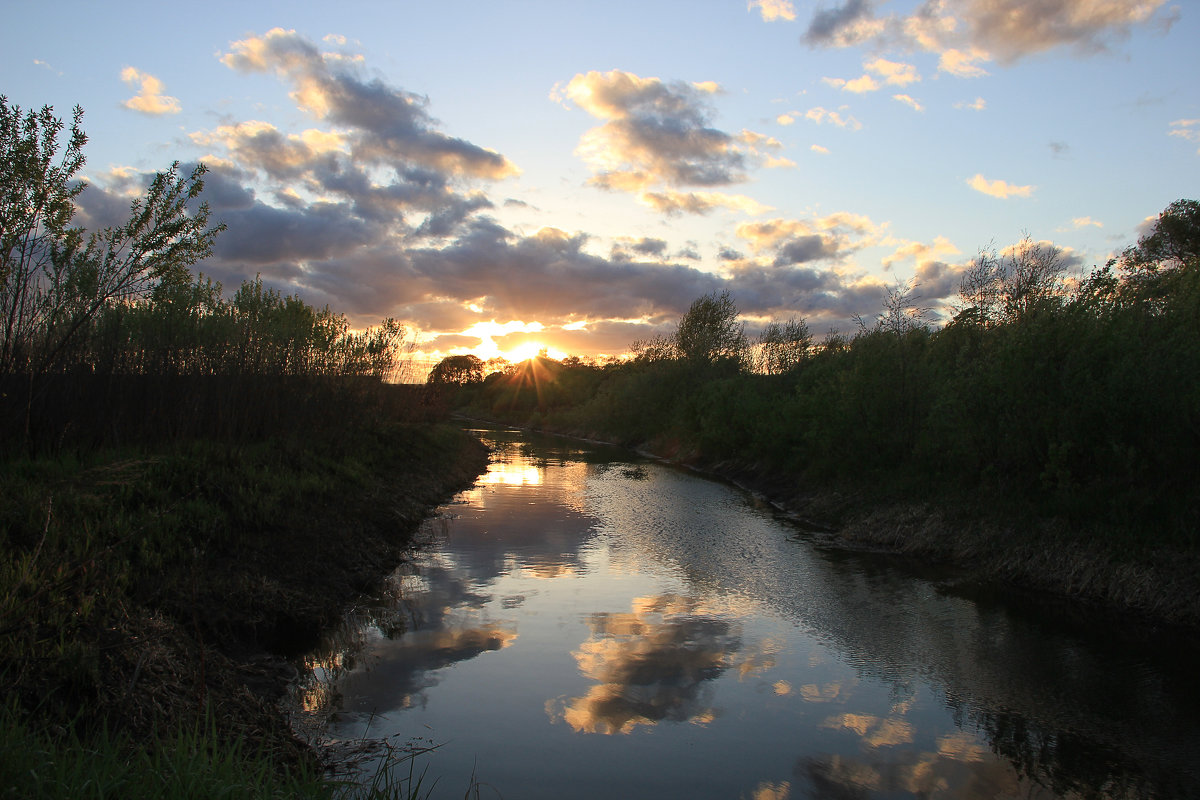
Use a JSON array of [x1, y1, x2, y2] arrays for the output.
[[293, 424, 1200, 799]]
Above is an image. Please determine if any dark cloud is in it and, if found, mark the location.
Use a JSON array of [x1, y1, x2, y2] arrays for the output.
[[718, 247, 744, 261], [631, 237, 668, 256], [804, 0, 877, 46], [773, 235, 840, 266]]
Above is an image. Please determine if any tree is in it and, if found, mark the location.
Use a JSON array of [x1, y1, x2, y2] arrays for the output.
[[427, 354, 484, 386], [1110, 198, 1200, 309], [953, 235, 1066, 326], [0, 97, 224, 375], [674, 290, 747, 366], [755, 317, 811, 375]]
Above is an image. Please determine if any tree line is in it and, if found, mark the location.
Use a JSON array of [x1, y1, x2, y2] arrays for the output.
[[0, 98, 418, 456], [449, 200, 1200, 546]]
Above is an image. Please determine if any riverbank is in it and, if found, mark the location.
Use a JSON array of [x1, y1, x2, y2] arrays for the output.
[[666, 444, 1200, 632], [0, 421, 489, 796]]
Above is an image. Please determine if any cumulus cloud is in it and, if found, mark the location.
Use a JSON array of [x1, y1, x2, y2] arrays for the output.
[[811, 144, 831, 154], [966, 173, 1034, 198], [954, 96, 987, 111], [120, 67, 181, 115], [556, 69, 782, 215], [737, 212, 881, 272], [749, 0, 797, 22], [220, 28, 518, 180]]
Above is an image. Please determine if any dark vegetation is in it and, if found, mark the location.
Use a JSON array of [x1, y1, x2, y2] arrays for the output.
[[448, 201, 1200, 626], [1, 98, 487, 796]]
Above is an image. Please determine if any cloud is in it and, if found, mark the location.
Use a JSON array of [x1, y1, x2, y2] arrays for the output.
[[805, 106, 863, 131], [954, 97, 987, 111], [640, 189, 772, 216], [220, 28, 518, 180], [737, 212, 881, 270], [893, 94, 924, 111], [749, 0, 797, 22], [811, 144, 831, 154], [804, 0, 885, 47], [939, 47, 991, 77], [1071, 216, 1103, 229], [610, 236, 669, 261], [823, 57, 919, 94], [801, 0, 1172, 66], [963, 0, 1170, 61], [1169, 119, 1200, 153], [557, 70, 782, 214], [823, 74, 880, 93], [120, 67, 181, 115], [882, 235, 961, 268], [866, 57, 921, 86], [966, 173, 1034, 198]]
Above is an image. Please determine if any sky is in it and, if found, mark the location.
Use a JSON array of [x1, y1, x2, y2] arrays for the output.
[[4, 0, 1198, 371]]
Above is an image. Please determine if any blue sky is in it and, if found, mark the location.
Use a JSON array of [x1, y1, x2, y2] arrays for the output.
[[4, 0, 1197, 364]]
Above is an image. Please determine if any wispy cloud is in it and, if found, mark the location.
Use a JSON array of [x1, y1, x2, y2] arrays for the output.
[[120, 67, 181, 115], [1169, 119, 1200, 153], [805, 106, 863, 131], [892, 94, 924, 112], [967, 173, 1034, 199], [1057, 216, 1103, 231], [954, 97, 987, 111]]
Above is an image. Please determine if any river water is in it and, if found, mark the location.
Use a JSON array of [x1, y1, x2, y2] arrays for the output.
[[294, 425, 1200, 799]]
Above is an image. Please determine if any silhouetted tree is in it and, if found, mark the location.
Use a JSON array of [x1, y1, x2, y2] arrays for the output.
[[674, 290, 747, 366], [755, 317, 811, 374], [0, 97, 223, 376], [427, 354, 485, 386]]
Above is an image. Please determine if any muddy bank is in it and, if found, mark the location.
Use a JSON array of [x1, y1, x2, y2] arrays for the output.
[[0, 422, 490, 768], [699, 455, 1200, 632]]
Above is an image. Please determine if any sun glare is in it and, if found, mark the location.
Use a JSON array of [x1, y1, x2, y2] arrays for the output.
[[505, 341, 567, 362]]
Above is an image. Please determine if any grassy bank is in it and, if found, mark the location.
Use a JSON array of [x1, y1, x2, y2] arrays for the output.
[[0, 421, 489, 797]]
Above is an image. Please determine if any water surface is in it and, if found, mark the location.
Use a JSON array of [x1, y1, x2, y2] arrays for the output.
[[295, 426, 1200, 799]]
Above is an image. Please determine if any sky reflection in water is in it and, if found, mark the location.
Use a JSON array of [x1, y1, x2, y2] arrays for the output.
[[297, 427, 1200, 800]]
